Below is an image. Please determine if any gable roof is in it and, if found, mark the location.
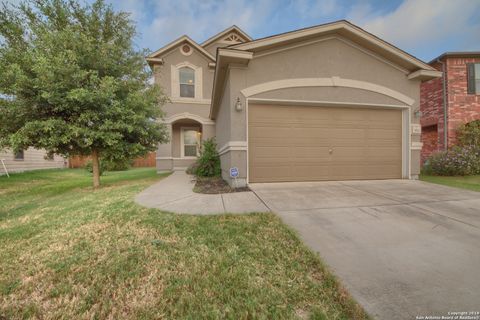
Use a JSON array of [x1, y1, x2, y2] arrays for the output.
[[229, 20, 436, 72], [210, 20, 442, 119], [201, 25, 252, 48], [147, 35, 215, 64]]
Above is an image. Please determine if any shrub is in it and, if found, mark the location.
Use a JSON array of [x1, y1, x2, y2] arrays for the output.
[[457, 120, 480, 148], [186, 162, 198, 175], [192, 138, 221, 177], [85, 160, 107, 176], [103, 158, 132, 171], [84, 158, 131, 174], [424, 145, 480, 176]]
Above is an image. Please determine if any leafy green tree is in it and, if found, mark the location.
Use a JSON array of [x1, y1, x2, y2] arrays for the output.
[[0, 0, 168, 187]]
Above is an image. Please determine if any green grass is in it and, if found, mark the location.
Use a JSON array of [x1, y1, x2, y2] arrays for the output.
[[420, 174, 480, 192], [0, 168, 368, 319]]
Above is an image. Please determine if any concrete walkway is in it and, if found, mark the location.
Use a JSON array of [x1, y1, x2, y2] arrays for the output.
[[135, 171, 269, 214]]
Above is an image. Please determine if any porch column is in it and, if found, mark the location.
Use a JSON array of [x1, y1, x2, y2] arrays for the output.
[[156, 123, 173, 171]]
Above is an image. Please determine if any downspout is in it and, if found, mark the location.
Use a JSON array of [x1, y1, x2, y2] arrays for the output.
[[437, 58, 448, 150]]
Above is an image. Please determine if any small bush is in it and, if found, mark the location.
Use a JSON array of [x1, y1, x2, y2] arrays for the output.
[[186, 162, 198, 175], [85, 160, 107, 176], [457, 120, 480, 148], [423, 145, 480, 176], [192, 138, 221, 177], [84, 158, 131, 174], [104, 158, 132, 171]]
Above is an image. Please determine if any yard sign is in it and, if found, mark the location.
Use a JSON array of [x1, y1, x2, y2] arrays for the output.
[[230, 167, 239, 188]]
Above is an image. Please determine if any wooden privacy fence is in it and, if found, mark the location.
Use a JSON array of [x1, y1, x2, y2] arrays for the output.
[[132, 153, 156, 167], [69, 152, 156, 168]]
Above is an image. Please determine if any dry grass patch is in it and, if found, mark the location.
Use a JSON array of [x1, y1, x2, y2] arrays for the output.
[[0, 168, 369, 319]]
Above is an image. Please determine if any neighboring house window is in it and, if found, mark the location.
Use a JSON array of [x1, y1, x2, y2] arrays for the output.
[[179, 67, 195, 98], [467, 63, 480, 94], [181, 128, 200, 157], [14, 149, 24, 160]]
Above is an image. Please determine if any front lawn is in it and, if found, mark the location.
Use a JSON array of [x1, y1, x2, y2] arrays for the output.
[[0, 168, 368, 319], [420, 174, 480, 192]]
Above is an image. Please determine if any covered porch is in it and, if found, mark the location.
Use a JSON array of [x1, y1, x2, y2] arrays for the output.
[[156, 112, 215, 172]]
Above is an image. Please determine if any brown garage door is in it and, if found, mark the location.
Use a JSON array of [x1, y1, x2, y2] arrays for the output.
[[248, 104, 403, 183]]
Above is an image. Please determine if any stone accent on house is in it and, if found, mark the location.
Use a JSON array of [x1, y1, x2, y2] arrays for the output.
[[420, 55, 480, 164]]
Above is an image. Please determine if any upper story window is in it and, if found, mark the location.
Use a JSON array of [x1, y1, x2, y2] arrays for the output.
[[171, 62, 203, 101], [179, 67, 195, 98], [467, 63, 480, 94]]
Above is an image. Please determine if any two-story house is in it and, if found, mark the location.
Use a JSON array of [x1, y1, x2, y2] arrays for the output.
[[420, 52, 480, 163], [146, 26, 252, 172], [147, 21, 440, 187]]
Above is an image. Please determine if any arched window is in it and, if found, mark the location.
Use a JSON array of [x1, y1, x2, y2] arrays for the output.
[[179, 67, 195, 98]]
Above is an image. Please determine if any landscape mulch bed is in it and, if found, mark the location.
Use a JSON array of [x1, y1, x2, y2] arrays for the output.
[[193, 176, 250, 194]]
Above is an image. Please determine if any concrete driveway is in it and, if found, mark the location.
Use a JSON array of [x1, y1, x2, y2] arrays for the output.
[[250, 180, 480, 320]]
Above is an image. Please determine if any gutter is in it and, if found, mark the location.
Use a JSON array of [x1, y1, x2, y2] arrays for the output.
[[437, 58, 448, 150]]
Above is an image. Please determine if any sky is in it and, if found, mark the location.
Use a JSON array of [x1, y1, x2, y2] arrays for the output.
[[5, 0, 480, 62]]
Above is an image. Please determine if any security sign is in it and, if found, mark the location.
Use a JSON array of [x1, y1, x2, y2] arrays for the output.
[[230, 167, 239, 178]]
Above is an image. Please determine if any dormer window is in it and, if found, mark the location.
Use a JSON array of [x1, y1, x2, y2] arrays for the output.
[[179, 67, 195, 98]]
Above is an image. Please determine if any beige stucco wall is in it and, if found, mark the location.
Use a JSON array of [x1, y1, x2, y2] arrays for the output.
[[215, 72, 232, 149], [219, 150, 247, 185], [162, 103, 210, 120], [216, 37, 423, 185], [204, 42, 224, 57], [152, 42, 216, 172], [156, 158, 196, 171], [0, 148, 66, 174], [156, 121, 215, 172], [154, 47, 214, 101], [252, 86, 406, 106]]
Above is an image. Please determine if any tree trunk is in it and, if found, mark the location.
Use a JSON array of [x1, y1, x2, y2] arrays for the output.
[[91, 150, 100, 188]]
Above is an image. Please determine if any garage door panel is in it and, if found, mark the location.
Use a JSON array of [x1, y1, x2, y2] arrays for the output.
[[293, 165, 332, 180], [248, 104, 402, 182], [250, 165, 293, 182], [249, 127, 292, 138], [329, 129, 367, 140], [330, 164, 401, 178], [251, 147, 291, 159], [292, 127, 335, 138], [330, 147, 367, 160], [293, 146, 331, 158], [367, 128, 402, 138]]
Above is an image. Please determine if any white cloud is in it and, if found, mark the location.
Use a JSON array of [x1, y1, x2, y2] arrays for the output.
[[348, 0, 480, 49], [292, 0, 339, 19], [137, 0, 275, 51]]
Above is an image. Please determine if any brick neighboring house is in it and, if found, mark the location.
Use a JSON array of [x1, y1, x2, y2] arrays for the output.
[[420, 52, 480, 163]]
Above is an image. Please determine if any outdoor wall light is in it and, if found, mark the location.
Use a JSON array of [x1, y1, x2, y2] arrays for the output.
[[234, 97, 243, 112], [414, 109, 423, 118]]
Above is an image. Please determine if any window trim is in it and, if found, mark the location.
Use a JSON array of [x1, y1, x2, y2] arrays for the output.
[[179, 67, 195, 98], [467, 62, 480, 95], [475, 63, 480, 94], [180, 127, 201, 158], [171, 61, 203, 101]]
